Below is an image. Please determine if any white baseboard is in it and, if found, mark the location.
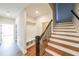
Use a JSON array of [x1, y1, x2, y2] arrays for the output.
[[27, 42, 35, 49]]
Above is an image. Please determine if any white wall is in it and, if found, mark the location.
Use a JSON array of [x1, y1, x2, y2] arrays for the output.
[[15, 6, 53, 54], [26, 17, 37, 42], [15, 4, 53, 54], [72, 4, 79, 33], [25, 3, 53, 43], [36, 13, 53, 35], [16, 9, 27, 54]]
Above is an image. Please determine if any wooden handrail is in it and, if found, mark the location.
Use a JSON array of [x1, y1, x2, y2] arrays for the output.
[[40, 19, 53, 39]]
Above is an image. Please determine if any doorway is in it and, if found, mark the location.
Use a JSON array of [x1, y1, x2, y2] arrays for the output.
[[2, 24, 15, 46], [0, 24, 23, 56]]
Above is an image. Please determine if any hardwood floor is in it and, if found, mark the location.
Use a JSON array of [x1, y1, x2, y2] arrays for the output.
[[25, 45, 35, 56], [25, 45, 51, 56]]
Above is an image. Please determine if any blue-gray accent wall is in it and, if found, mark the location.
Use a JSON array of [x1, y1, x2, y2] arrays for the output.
[[56, 3, 74, 22]]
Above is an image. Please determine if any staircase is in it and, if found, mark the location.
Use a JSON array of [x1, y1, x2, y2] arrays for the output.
[[44, 22, 79, 56]]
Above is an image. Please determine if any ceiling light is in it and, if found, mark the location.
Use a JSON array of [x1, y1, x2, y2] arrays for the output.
[[6, 11, 10, 16], [35, 10, 39, 14]]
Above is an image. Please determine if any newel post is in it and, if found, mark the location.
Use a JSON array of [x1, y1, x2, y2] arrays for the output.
[[35, 36, 40, 56]]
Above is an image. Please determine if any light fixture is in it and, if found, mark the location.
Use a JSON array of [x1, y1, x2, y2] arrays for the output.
[[35, 10, 39, 14]]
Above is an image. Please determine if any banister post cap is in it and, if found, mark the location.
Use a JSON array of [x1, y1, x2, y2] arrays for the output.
[[35, 36, 40, 39]]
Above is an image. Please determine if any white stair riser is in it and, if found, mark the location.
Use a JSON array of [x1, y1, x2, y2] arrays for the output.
[[57, 22, 73, 24], [54, 29, 76, 31], [54, 26, 75, 28], [52, 32, 79, 37], [45, 49, 61, 56], [56, 24, 73, 26], [53, 32, 78, 35]]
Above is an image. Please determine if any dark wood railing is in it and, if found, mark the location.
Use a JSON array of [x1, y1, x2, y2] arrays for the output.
[[35, 19, 53, 56], [71, 10, 79, 20]]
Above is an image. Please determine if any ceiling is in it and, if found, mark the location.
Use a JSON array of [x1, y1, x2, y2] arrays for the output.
[[0, 3, 52, 19], [0, 3, 30, 19], [26, 3, 52, 18]]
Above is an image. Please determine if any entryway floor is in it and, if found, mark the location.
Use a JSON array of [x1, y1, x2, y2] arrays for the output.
[[0, 41, 23, 56]]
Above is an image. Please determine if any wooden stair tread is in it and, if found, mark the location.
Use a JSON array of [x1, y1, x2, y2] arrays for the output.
[[53, 30, 76, 32], [43, 52, 53, 56], [47, 46, 73, 56], [53, 29, 76, 31], [54, 31, 77, 33], [48, 40, 79, 52]]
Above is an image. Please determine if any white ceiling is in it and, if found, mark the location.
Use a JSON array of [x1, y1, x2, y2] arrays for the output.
[[0, 3, 52, 19], [26, 3, 52, 18], [0, 3, 30, 18]]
